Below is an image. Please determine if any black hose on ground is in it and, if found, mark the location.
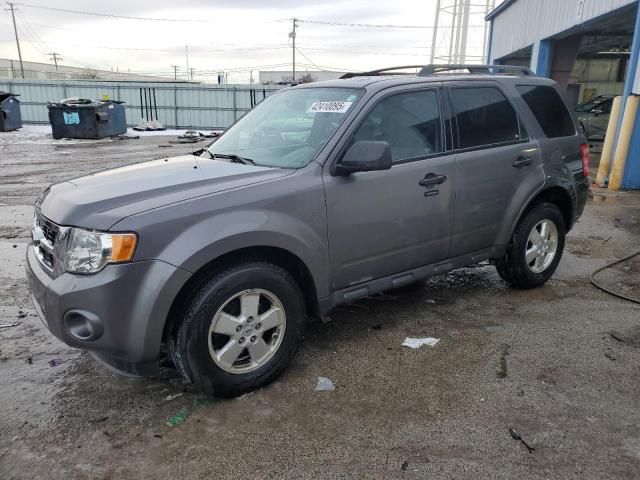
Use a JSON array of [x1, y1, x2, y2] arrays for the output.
[[590, 250, 640, 304]]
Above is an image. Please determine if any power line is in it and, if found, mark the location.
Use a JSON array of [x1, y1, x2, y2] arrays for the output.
[[294, 18, 485, 29], [295, 48, 320, 69], [13, 2, 208, 23], [299, 46, 431, 57], [16, 10, 51, 54], [299, 42, 432, 50]]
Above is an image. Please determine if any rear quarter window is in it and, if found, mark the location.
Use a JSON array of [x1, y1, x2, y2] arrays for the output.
[[450, 86, 522, 149], [516, 85, 576, 138]]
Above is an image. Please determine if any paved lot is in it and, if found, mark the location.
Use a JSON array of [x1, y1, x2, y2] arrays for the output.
[[1, 127, 639, 479]]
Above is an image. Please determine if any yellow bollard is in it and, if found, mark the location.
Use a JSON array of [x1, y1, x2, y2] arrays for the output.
[[610, 95, 639, 191], [595, 96, 622, 186]]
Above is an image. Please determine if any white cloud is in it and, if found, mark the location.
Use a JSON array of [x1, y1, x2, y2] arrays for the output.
[[0, 0, 492, 82]]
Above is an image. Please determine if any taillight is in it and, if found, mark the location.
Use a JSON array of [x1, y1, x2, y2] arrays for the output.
[[580, 143, 590, 178]]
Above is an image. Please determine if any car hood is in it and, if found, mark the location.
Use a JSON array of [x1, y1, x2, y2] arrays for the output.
[[38, 155, 292, 230]]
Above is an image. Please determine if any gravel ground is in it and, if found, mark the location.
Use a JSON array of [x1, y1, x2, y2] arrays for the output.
[[0, 127, 639, 479]]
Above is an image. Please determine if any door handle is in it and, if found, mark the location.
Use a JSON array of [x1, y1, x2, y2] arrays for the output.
[[513, 157, 533, 168], [419, 173, 447, 187]]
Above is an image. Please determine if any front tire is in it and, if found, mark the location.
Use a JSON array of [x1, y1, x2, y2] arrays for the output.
[[170, 261, 306, 397], [496, 203, 566, 289]]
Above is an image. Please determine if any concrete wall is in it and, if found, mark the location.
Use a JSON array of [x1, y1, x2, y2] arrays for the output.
[[0, 79, 281, 129], [0, 58, 174, 82]]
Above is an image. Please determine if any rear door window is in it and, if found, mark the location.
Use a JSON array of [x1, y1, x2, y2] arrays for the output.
[[450, 86, 522, 149], [516, 85, 576, 138], [352, 90, 443, 163]]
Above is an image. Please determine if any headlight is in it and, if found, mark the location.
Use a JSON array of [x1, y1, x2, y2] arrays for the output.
[[63, 228, 137, 274]]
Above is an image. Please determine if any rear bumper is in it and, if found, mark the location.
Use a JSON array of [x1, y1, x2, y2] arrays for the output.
[[574, 176, 589, 227], [26, 245, 190, 373]]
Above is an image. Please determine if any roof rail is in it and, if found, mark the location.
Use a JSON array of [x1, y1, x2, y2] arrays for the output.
[[340, 65, 425, 79], [418, 64, 535, 76], [340, 64, 535, 79]]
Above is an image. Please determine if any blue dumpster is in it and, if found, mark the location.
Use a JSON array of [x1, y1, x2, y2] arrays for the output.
[[47, 99, 126, 139], [0, 91, 22, 132]]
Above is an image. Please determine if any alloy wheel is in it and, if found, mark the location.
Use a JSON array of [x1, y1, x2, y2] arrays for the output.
[[208, 289, 286, 374]]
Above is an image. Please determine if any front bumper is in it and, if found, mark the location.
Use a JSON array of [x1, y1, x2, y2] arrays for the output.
[[26, 245, 190, 374]]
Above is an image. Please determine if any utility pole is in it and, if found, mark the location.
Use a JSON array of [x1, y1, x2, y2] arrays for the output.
[[185, 45, 189, 80], [458, 0, 471, 64], [171, 65, 179, 81], [49, 52, 62, 72], [482, 0, 496, 62], [430, 0, 441, 63], [189, 68, 195, 82], [6, 3, 25, 79], [289, 18, 297, 81]]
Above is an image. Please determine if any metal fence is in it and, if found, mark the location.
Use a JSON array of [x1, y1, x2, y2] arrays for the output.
[[0, 79, 282, 129]]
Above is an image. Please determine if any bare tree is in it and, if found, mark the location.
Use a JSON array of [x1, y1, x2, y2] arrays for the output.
[[280, 72, 317, 84], [77, 69, 98, 80]]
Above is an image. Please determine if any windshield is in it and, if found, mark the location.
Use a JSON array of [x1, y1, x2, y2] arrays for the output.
[[208, 87, 362, 168]]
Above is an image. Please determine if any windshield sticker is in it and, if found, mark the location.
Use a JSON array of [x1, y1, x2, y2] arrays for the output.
[[307, 101, 353, 114]]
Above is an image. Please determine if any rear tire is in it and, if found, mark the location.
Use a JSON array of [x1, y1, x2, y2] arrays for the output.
[[170, 261, 306, 397], [496, 203, 566, 289]]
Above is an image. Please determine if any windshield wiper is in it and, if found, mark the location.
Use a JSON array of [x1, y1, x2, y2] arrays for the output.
[[212, 153, 256, 165], [192, 148, 215, 159]]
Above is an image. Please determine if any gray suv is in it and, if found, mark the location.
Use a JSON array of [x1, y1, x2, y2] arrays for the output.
[[27, 65, 590, 397]]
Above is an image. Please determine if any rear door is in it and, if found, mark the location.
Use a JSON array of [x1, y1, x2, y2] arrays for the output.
[[323, 85, 457, 290], [446, 82, 544, 257]]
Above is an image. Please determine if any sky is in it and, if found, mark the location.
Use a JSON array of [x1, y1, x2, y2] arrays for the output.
[[0, 0, 497, 83]]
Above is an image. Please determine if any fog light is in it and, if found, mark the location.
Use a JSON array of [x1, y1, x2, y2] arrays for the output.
[[63, 310, 103, 341]]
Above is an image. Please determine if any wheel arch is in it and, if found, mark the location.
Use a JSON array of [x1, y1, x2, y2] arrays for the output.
[[163, 245, 320, 343], [518, 186, 574, 232]]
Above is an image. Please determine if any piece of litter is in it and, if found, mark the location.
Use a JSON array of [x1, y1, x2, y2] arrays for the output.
[[315, 377, 335, 391], [166, 408, 190, 427], [163, 393, 183, 402], [509, 428, 535, 453], [402, 337, 440, 349], [0, 322, 19, 328], [48, 358, 64, 367], [194, 398, 218, 407], [89, 416, 109, 424], [425, 299, 436, 304]]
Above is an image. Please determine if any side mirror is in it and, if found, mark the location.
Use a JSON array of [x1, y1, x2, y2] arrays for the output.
[[335, 141, 392, 175]]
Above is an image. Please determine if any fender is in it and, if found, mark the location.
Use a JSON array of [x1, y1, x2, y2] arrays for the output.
[[171, 210, 330, 300]]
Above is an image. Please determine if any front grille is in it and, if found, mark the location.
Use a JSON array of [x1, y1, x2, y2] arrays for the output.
[[34, 212, 60, 273], [40, 249, 54, 269], [40, 217, 59, 245]]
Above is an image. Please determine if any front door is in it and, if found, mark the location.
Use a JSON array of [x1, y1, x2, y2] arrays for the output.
[[323, 88, 456, 290]]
